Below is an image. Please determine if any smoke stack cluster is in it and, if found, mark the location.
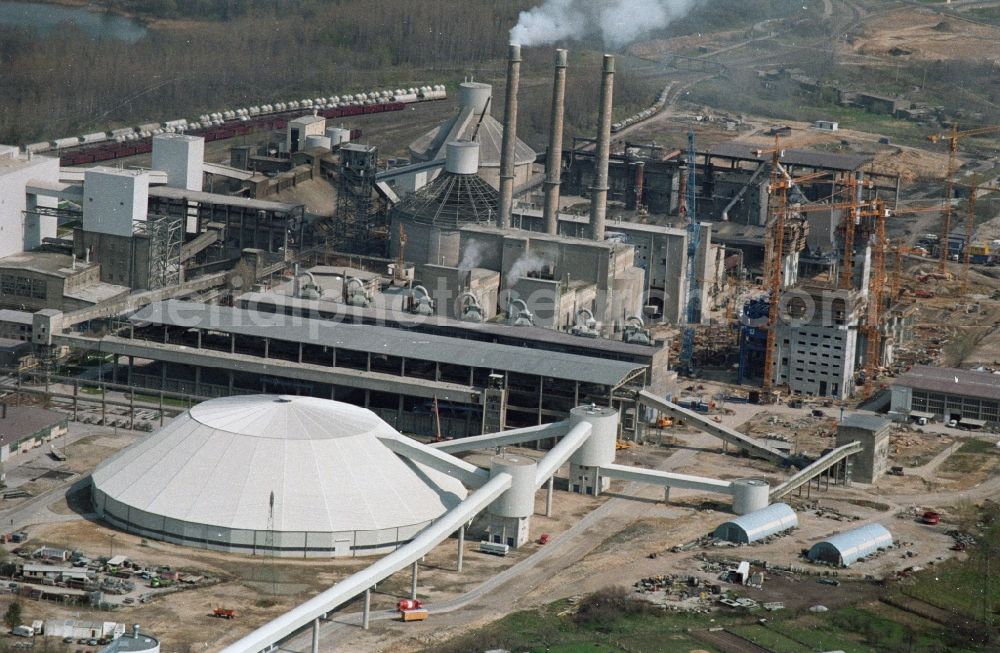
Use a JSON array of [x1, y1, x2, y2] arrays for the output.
[[498, 43, 522, 230], [590, 54, 615, 242], [543, 49, 568, 235]]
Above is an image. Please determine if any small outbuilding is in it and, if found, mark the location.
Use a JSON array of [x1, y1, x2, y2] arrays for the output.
[[713, 502, 798, 544], [808, 523, 893, 567]]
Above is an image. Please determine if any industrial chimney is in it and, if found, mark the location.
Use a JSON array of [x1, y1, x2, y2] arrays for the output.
[[590, 54, 615, 242], [498, 43, 522, 230], [543, 49, 568, 235]]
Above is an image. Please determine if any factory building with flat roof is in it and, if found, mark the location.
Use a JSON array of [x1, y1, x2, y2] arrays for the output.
[[43, 300, 655, 438], [889, 365, 1000, 426]]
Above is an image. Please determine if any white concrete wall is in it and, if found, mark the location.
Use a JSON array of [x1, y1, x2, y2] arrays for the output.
[[152, 134, 204, 191], [83, 168, 149, 237], [0, 155, 60, 257]]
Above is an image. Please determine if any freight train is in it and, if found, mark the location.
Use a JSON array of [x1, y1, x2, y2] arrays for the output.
[[21, 85, 447, 166]]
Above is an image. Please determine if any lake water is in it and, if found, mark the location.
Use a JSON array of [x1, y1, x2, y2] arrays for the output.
[[0, 1, 147, 42]]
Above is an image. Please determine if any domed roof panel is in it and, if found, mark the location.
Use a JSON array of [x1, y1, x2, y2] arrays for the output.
[[188, 394, 388, 440], [92, 396, 467, 533]]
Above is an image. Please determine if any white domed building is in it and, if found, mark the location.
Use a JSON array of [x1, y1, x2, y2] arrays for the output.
[[90, 395, 467, 558]]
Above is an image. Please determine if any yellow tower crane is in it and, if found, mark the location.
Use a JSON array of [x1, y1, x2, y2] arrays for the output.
[[926, 124, 1000, 275]]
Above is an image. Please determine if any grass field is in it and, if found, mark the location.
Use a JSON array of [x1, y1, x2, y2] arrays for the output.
[[430, 543, 1000, 653]]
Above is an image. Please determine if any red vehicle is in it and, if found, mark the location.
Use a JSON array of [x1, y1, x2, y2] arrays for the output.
[[538, 533, 551, 545], [213, 608, 238, 619], [921, 511, 941, 525]]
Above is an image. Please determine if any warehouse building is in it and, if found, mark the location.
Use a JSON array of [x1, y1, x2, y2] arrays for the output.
[[807, 523, 893, 567], [712, 502, 798, 544], [889, 365, 1000, 427], [0, 404, 69, 462], [48, 300, 652, 437], [91, 395, 468, 557]]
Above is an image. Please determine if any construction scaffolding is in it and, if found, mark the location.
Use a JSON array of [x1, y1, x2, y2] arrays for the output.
[[334, 143, 386, 256], [134, 214, 183, 290]]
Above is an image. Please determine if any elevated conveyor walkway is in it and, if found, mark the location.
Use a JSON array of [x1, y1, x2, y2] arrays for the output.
[[769, 441, 863, 500], [637, 389, 788, 464]]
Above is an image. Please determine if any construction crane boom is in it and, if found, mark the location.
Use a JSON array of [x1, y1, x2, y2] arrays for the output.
[[862, 198, 889, 397], [926, 124, 1000, 275], [679, 130, 700, 375], [760, 135, 784, 398]]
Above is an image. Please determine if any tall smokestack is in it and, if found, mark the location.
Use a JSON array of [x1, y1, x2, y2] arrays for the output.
[[543, 49, 568, 235], [498, 43, 522, 230], [590, 54, 615, 242]]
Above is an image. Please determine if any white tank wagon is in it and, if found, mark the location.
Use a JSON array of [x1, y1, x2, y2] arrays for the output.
[[90, 395, 467, 558]]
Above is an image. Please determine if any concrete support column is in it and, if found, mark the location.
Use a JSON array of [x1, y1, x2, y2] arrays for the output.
[[264, 338, 269, 359], [664, 485, 671, 503], [543, 49, 568, 235], [298, 342, 303, 364], [228, 370, 234, 393], [112, 355, 118, 384], [457, 526, 465, 573], [594, 468, 602, 497], [127, 356, 133, 387], [230, 333, 235, 354], [589, 54, 615, 242], [410, 561, 418, 600], [362, 588, 371, 630], [498, 43, 522, 229], [311, 617, 319, 653], [545, 476, 554, 517]]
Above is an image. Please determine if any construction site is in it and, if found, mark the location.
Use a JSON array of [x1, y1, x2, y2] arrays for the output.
[[0, 0, 999, 651]]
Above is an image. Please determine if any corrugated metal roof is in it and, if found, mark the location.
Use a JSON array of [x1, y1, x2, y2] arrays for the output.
[[130, 301, 645, 387], [409, 107, 535, 166], [713, 503, 798, 543], [808, 523, 893, 567], [706, 142, 871, 172], [91, 395, 467, 532], [894, 365, 1000, 402], [236, 291, 661, 357]]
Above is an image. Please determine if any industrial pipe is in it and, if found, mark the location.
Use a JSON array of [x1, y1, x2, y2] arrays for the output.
[[498, 43, 522, 230], [543, 49, 568, 235], [590, 54, 615, 242], [219, 472, 513, 653]]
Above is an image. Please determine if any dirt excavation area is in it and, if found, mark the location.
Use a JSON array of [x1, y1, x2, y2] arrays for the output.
[[0, 407, 993, 652], [849, 9, 1000, 61], [301, 422, 990, 653]]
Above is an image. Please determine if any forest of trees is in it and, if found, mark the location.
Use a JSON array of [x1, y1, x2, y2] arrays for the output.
[[0, 0, 804, 145]]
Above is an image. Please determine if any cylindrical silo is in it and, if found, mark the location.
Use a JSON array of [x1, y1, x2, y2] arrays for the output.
[[731, 479, 770, 515], [490, 455, 536, 518], [459, 82, 492, 114], [445, 140, 480, 175], [568, 404, 618, 467]]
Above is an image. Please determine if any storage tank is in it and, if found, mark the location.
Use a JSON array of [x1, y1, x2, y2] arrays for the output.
[[489, 455, 536, 518], [568, 404, 618, 467], [326, 127, 351, 145], [731, 479, 770, 515]]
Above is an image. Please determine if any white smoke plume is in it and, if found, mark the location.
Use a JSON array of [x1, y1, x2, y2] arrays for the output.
[[506, 252, 552, 286], [458, 239, 486, 272], [510, 0, 703, 48]]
